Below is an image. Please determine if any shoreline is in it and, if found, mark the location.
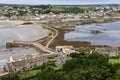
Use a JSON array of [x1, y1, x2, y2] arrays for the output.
[[0, 18, 120, 50], [0, 18, 120, 76], [41, 18, 120, 49], [0, 21, 48, 49], [49, 28, 110, 49]]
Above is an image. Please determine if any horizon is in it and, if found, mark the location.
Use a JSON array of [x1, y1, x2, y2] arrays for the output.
[[0, 0, 120, 5], [0, 3, 120, 6]]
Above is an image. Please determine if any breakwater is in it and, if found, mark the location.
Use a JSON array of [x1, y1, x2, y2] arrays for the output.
[[6, 41, 54, 54]]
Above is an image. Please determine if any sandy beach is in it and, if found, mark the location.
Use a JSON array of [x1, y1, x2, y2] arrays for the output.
[[0, 20, 48, 44], [0, 20, 24, 26], [0, 20, 49, 73]]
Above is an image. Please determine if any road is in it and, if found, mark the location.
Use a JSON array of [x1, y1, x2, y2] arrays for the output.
[[45, 27, 58, 48], [33, 42, 55, 54]]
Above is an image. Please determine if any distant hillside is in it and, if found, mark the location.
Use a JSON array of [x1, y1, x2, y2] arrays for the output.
[[53, 4, 120, 7], [0, 3, 120, 7], [0, 3, 31, 6]]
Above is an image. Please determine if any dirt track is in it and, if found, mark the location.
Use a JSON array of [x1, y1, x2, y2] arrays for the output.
[[42, 18, 120, 50], [49, 28, 94, 49]]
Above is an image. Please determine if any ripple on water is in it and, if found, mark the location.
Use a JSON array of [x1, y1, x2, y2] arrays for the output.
[[0, 25, 47, 49], [64, 21, 120, 47]]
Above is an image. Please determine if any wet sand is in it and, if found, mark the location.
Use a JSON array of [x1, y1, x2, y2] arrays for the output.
[[49, 28, 92, 49], [0, 20, 48, 59], [0, 19, 120, 50], [49, 28, 111, 49], [47, 18, 120, 49], [0, 20, 48, 48]]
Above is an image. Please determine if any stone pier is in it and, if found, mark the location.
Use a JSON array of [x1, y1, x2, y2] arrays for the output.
[[6, 41, 55, 54]]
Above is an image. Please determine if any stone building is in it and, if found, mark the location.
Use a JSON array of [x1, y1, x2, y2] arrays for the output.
[[56, 46, 75, 55], [95, 47, 119, 57], [4, 55, 48, 72]]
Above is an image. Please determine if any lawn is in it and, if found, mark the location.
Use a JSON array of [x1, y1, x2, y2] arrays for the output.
[[51, 5, 95, 12], [109, 58, 120, 64], [19, 69, 40, 79], [107, 11, 120, 17], [48, 29, 53, 36]]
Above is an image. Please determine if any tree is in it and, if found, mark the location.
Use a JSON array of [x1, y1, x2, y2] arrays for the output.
[[70, 52, 80, 58], [0, 73, 20, 80], [63, 51, 118, 80], [36, 63, 67, 80], [1, 47, 120, 80], [76, 47, 91, 55]]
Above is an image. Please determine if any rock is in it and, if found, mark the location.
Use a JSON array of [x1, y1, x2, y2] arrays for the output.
[[22, 22, 33, 25], [90, 30, 103, 35]]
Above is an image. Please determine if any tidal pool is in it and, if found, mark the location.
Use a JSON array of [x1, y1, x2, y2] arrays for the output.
[[64, 21, 120, 47], [0, 24, 48, 49], [0, 23, 47, 70]]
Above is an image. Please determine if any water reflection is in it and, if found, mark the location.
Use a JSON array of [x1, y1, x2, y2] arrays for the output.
[[0, 25, 47, 49], [0, 47, 38, 60], [64, 21, 120, 47]]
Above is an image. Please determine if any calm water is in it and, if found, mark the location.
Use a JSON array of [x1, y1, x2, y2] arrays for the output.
[[65, 21, 120, 47], [0, 24, 47, 66], [0, 47, 38, 71], [0, 25, 47, 49]]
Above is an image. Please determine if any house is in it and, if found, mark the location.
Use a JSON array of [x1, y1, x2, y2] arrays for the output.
[[8, 53, 40, 63], [95, 47, 119, 57], [56, 46, 75, 55], [4, 55, 48, 72], [8, 54, 26, 63], [4, 60, 28, 72], [56, 46, 64, 52]]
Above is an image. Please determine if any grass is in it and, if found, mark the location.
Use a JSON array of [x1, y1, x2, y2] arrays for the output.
[[48, 29, 53, 36], [51, 5, 95, 13], [18, 66, 62, 80], [52, 5, 95, 9], [19, 69, 40, 79], [107, 11, 120, 16], [49, 58, 57, 62], [53, 66, 62, 70], [51, 6, 64, 11], [18, 59, 58, 79], [109, 58, 120, 64]]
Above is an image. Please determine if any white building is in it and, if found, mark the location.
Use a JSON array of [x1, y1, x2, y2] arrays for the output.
[[56, 46, 75, 55]]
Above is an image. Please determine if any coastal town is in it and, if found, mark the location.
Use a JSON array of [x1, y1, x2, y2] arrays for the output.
[[0, 4, 120, 79], [0, 5, 120, 20]]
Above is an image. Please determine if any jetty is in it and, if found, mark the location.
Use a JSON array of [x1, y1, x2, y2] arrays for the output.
[[6, 41, 55, 54]]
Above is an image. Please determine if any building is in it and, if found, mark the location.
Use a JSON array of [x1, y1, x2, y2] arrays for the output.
[[8, 55, 26, 63], [8, 53, 40, 63], [56, 46, 75, 55], [4, 55, 48, 72], [95, 47, 119, 57], [4, 60, 28, 72]]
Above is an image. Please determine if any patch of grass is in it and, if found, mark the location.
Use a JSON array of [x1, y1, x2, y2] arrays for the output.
[[49, 58, 57, 62], [53, 66, 62, 71], [48, 29, 53, 36], [107, 11, 120, 16], [51, 5, 95, 14], [19, 69, 40, 79], [109, 58, 120, 64], [52, 5, 95, 9]]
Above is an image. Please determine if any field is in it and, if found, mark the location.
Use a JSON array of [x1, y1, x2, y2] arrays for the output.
[[51, 5, 96, 13], [109, 58, 120, 64], [19, 69, 40, 79], [107, 11, 120, 17]]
